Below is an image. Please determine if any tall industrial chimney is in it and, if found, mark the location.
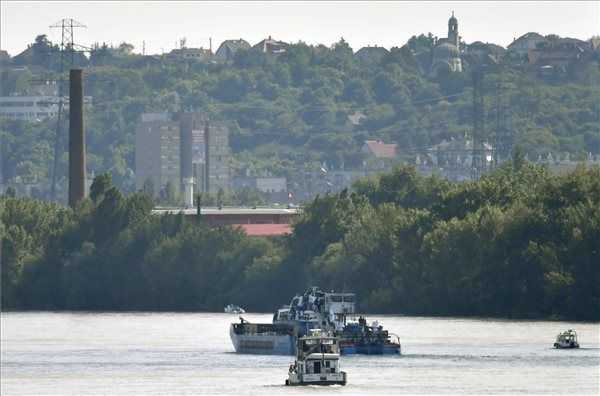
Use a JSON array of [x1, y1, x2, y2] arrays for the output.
[[179, 113, 194, 207], [68, 69, 86, 207]]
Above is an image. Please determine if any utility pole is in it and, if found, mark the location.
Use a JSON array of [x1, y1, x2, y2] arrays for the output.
[[49, 18, 86, 202]]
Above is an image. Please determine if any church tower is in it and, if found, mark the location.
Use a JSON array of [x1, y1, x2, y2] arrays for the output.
[[448, 11, 459, 48]]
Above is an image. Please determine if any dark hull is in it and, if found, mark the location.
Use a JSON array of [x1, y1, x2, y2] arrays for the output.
[[340, 342, 401, 355], [229, 323, 295, 355]]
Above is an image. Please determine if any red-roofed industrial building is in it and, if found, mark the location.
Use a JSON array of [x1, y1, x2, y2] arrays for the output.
[[235, 223, 292, 237], [153, 207, 298, 237]]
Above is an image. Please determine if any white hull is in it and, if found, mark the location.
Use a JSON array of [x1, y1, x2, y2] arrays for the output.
[[286, 372, 347, 386]]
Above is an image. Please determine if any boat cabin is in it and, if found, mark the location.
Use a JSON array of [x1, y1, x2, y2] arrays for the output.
[[286, 330, 347, 386], [554, 329, 579, 349]]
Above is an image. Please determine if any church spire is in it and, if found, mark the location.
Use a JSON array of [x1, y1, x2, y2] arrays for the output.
[[448, 12, 459, 47]]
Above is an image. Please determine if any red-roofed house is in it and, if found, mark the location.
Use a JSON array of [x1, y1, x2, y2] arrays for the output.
[[362, 140, 397, 158], [362, 140, 398, 170]]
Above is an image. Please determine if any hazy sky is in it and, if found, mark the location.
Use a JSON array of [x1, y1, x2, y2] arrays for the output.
[[1, 1, 598, 56]]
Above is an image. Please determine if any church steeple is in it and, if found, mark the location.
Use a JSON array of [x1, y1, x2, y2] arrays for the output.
[[448, 11, 459, 48]]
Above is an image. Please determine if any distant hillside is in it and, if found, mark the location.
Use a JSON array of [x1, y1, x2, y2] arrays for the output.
[[1, 32, 599, 198]]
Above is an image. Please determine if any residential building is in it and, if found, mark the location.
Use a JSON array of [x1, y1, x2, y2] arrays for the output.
[[167, 47, 212, 62], [135, 113, 180, 193], [215, 39, 251, 61], [205, 122, 231, 193], [255, 177, 287, 193], [135, 112, 232, 196], [253, 36, 288, 54], [362, 140, 398, 170], [464, 41, 506, 66], [507, 32, 546, 57], [527, 40, 586, 70], [0, 96, 59, 121]]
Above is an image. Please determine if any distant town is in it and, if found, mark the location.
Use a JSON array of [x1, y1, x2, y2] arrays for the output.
[[1, 13, 599, 208]]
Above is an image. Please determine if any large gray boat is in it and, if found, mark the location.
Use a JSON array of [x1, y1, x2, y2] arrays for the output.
[[229, 287, 355, 355]]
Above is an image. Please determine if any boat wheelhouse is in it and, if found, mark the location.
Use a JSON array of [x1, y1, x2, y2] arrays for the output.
[[286, 330, 347, 386], [554, 329, 580, 349]]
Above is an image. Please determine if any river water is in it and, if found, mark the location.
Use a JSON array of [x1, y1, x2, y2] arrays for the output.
[[1, 312, 598, 395]]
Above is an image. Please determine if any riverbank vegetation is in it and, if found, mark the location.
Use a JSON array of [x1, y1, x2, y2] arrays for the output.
[[1, 161, 599, 320]]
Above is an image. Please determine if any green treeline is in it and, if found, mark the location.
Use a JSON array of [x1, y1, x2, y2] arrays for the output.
[[1, 163, 599, 320]]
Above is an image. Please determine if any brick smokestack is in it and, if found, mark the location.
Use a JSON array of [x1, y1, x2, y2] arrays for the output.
[[68, 69, 86, 207]]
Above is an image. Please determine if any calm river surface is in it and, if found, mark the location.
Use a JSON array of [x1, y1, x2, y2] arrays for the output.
[[1, 312, 598, 395]]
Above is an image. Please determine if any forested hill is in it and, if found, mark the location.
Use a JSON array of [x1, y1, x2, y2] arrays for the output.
[[1, 161, 599, 320], [1, 35, 599, 194]]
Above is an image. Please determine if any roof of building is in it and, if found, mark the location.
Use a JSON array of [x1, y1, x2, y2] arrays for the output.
[[364, 140, 397, 158], [216, 39, 251, 55], [235, 223, 292, 237], [508, 32, 546, 48], [253, 36, 288, 53], [152, 207, 300, 216]]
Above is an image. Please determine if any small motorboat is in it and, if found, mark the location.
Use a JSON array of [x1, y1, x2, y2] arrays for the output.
[[554, 329, 580, 349], [286, 329, 347, 386], [224, 304, 245, 314]]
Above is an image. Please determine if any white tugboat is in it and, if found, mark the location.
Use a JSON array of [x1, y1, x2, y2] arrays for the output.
[[285, 329, 347, 386], [554, 329, 580, 349]]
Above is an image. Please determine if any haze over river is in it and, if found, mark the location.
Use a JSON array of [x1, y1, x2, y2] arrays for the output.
[[1, 312, 598, 395]]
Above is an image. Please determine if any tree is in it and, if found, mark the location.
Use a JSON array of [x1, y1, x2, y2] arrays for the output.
[[90, 172, 113, 203]]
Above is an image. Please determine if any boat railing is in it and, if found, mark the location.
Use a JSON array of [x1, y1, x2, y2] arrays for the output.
[[389, 333, 401, 345]]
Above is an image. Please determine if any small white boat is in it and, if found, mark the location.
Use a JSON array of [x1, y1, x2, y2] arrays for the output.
[[554, 329, 580, 349], [285, 329, 347, 386], [224, 304, 245, 314]]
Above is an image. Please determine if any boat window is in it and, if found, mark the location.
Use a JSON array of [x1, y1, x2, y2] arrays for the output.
[[343, 295, 355, 302], [330, 295, 343, 302], [313, 361, 321, 374]]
